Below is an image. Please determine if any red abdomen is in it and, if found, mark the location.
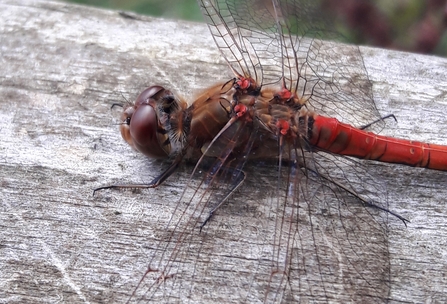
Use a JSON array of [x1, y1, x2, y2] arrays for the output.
[[309, 115, 447, 171]]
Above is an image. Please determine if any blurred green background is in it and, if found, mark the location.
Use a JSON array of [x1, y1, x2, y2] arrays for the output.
[[61, 0, 447, 56], [62, 0, 202, 20]]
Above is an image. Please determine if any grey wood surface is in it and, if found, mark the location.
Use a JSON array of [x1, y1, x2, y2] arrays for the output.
[[1, 0, 447, 303]]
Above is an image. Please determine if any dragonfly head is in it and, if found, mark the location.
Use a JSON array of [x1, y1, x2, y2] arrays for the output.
[[119, 86, 171, 159]]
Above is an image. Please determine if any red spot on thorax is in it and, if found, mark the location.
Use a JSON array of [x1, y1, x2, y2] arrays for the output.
[[276, 119, 290, 135], [236, 77, 251, 90], [234, 104, 247, 117], [278, 87, 293, 101]]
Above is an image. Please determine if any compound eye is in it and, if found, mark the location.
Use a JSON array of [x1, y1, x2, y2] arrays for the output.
[[129, 104, 169, 159], [118, 86, 171, 159], [135, 86, 165, 106]]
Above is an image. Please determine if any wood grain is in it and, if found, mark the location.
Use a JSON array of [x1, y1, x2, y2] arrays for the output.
[[1, 0, 447, 303]]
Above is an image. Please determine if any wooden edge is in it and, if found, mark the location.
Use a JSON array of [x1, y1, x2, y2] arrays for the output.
[[1, 0, 447, 303]]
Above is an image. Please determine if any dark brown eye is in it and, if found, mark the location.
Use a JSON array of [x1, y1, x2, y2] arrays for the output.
[[130, 103, 169, 159], [119, 86, 170, 159], [135, 85, 165, 106]]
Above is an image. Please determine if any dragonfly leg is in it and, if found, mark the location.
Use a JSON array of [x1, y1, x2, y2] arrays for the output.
[[360, 114, 397, 130], [93, 157, 182, 195], [199, 167, 246, 231], [297, 158, 409, 225]]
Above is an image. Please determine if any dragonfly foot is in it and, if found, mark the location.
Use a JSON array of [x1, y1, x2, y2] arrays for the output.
[[360, 114, 397, 130], [93, 182, 158, 196], [199, 212, 214, 232]]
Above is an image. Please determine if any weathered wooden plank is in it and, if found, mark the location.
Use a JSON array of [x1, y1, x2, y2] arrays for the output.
[[1, 0, 446, 303]]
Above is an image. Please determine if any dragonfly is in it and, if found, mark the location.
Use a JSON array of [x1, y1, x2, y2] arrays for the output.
[[95, 0, 447, 303]]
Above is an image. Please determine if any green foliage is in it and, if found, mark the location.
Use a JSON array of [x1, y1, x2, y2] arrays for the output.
[[62, 0, 446, 56]]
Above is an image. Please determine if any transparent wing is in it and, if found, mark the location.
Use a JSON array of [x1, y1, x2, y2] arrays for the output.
[[283, 151, 391, 302], [128, 0, 395, 302], [274, 0, 383, 129], [129, 124, 392, 303], [238, 135, 393, 302], [199, 0, 383, 130], [198, 0, 284, 86]]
